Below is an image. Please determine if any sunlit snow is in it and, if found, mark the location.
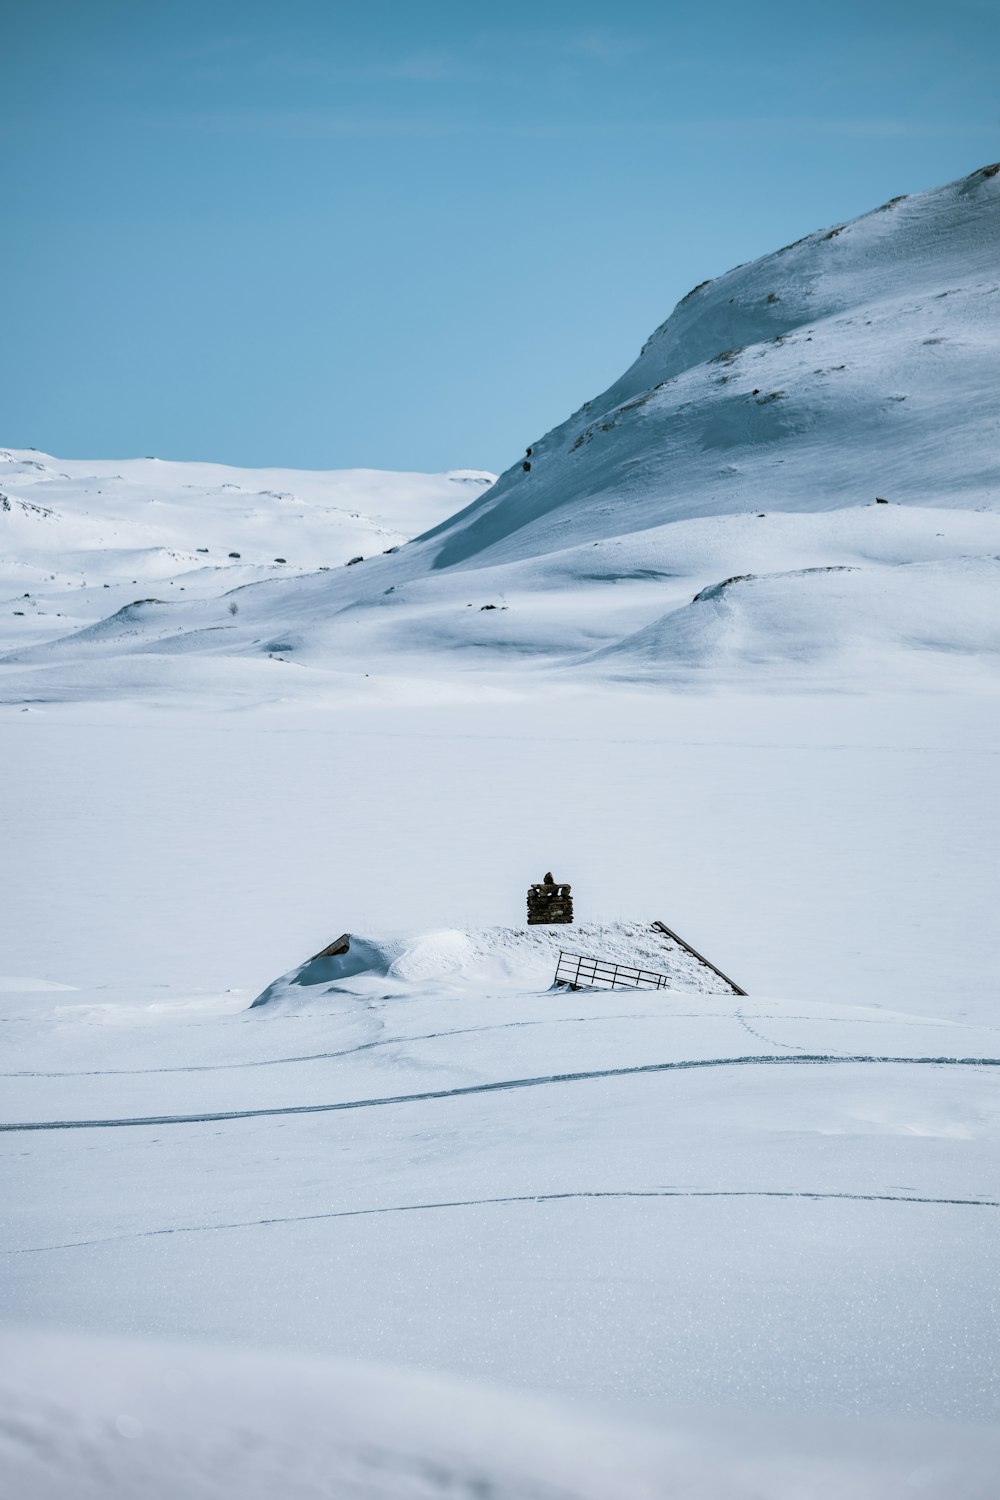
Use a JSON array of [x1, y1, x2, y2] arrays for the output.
[[2, 163, 999, 1498]]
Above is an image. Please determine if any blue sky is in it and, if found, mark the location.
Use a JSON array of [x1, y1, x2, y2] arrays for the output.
[[3, 0, 998, 473]]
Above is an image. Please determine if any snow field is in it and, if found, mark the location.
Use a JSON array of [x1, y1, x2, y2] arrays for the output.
[[3, 163, 1000, 1494], [1, 692, 997, 1438]]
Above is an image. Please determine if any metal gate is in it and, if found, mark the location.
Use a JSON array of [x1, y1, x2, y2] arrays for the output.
[[554, 951, 672, 992]]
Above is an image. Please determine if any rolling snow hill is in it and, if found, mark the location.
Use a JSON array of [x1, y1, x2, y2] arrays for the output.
[[425, 161, 1000, 567], [2, 163, 998, 703], [0, 448, 493, 659]]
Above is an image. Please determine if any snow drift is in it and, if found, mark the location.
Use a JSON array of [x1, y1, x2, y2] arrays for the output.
[[250, 922, 728, 1010], [7, 1329, 998, 1500]]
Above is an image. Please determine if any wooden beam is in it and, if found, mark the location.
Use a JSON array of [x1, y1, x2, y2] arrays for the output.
[[651, 920, 747, 996]]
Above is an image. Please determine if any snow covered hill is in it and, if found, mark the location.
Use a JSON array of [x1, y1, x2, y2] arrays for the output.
[[425, 161, 1000, 568], [0, 449, 493, 657], [4, 164, 998, 702]]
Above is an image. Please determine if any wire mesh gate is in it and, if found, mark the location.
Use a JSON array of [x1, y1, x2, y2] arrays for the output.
[[554, 951, 672, 992]]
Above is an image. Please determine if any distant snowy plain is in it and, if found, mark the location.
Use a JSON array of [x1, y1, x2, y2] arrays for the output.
[[2, 164, 999, 1496]]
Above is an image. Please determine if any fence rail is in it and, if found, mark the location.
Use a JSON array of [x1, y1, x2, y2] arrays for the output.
[[554, 951, 672, 992], [554, 924, 747, 998]]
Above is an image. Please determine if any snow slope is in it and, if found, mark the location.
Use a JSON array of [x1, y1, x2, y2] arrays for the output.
[[3, 164, 998, 701], [424, 162, 1000, 567]]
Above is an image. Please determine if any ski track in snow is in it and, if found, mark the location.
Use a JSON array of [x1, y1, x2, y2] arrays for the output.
[[6, 1008, 970, 1078], [4, 1053, 997, 1133], [0, 1013, 675, 1077], [9, 1187, 998, 1260]]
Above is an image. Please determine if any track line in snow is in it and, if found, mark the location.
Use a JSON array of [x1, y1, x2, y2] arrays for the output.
[[7, 1187, 998, 1258], [2, 1054, 997, 1134], [0, 1013, 673, 1078], [2, 1012, 978, 1081]]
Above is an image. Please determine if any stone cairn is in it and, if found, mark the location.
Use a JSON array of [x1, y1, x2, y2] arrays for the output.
[[527, 872, 573, 925]]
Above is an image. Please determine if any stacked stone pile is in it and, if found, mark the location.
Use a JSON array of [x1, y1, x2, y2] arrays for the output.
[[527, 872, 573, 925]]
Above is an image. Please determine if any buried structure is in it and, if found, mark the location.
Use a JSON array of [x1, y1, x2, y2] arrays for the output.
[[525, 871, 745, 994], [553, 923, 746, 996], [251, 876, 745, 1008]]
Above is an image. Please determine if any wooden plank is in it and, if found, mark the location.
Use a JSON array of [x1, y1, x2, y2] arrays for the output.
[[651, 920, 747, 996]]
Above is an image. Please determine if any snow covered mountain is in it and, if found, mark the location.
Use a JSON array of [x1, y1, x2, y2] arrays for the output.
[[426, 162, 1000, 567], [2, 163, 999, 702]]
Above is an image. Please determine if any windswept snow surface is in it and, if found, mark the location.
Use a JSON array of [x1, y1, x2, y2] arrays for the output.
[[4, 1331, 1000, 1500], [3, 164, 999, 702]]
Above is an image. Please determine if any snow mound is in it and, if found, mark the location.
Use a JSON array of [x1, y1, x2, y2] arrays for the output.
[[251, 922, 729, 1010], [590, 555, 1000, 687], [250, 934, 405, 1007], [0, 1329, 673, 1500]]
